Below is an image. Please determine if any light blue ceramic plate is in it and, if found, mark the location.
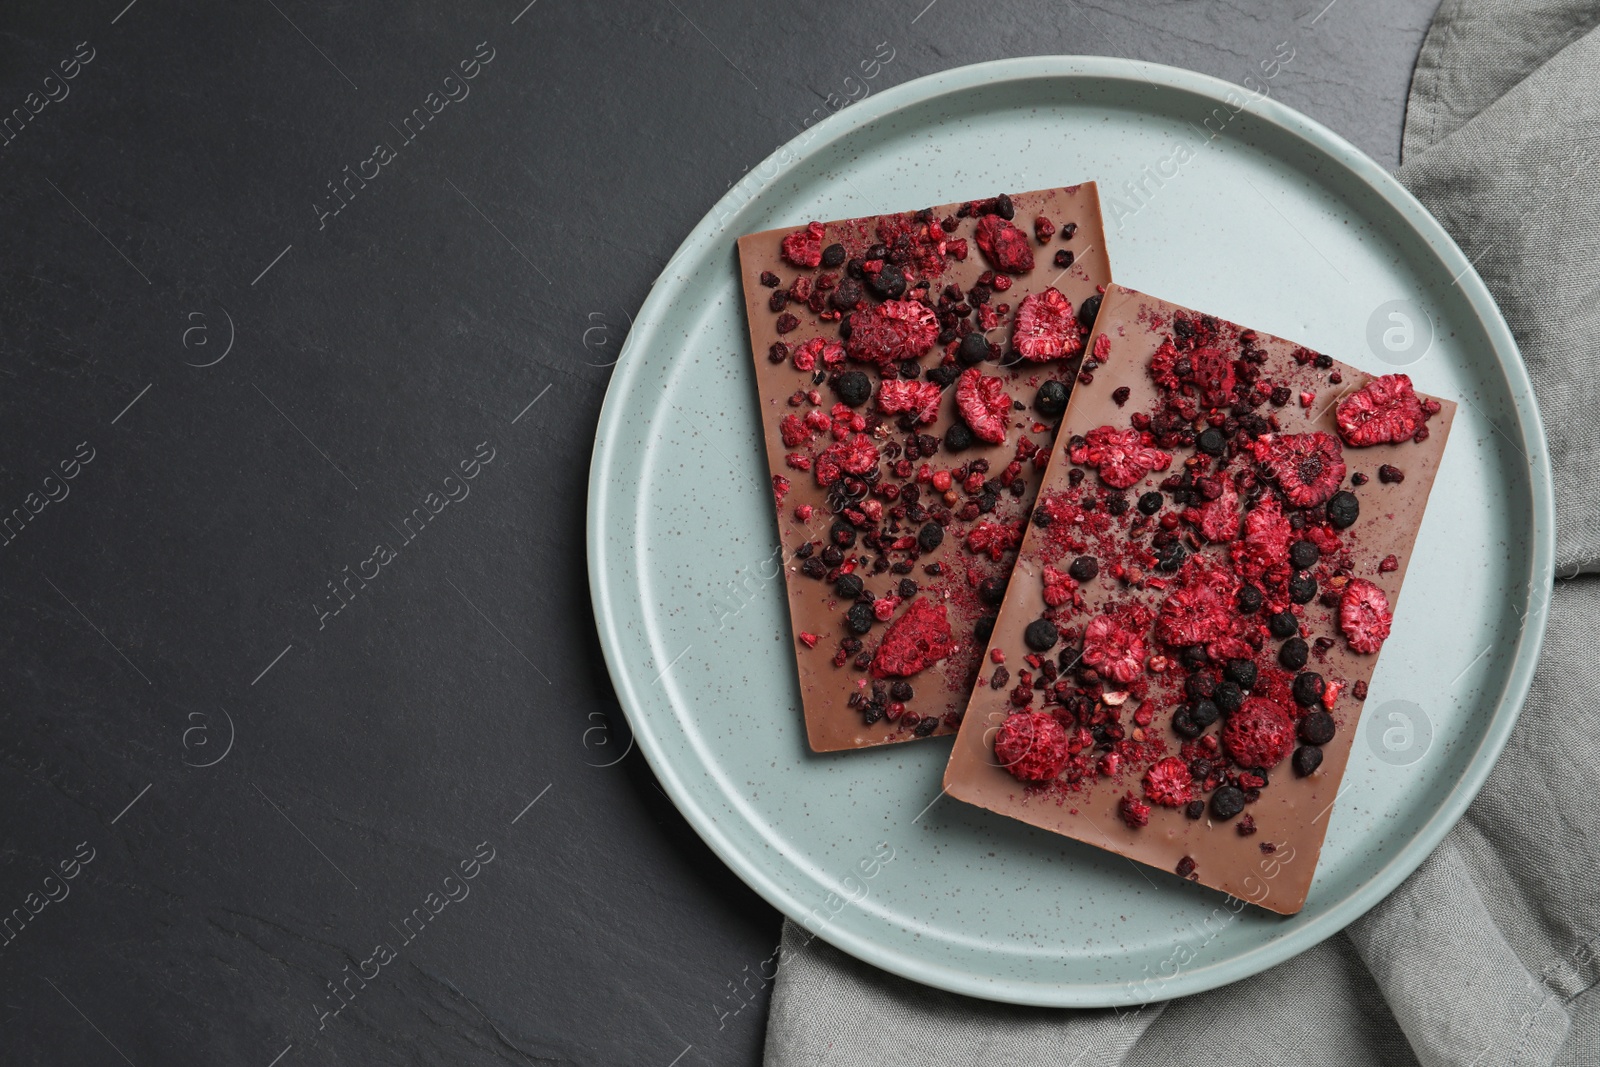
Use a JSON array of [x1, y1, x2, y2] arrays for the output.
[[587, 57, 1554, 1006]]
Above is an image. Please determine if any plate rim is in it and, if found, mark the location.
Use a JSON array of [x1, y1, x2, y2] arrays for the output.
[[586, 54, 1556, 1006]]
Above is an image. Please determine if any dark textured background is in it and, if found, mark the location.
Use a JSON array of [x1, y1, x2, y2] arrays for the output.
[[0, 1, 1438, 1064]]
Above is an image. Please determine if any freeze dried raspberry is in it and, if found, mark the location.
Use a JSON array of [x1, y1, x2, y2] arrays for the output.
[[846, 300, 939, 365], [779, 413, 812, 448], [1339, 577, 1393, 653], [870, 596, 954, 678], [877, 379, 943, 424], [815, 434, 879, 486], [1093, 333, 1110, 362], [1222, 698, 1295, 769], [1083, 613, 1146, 685], [1190, 347, 1238, 408], [955, 367, 1012, 445], [994, 711, 1069, 782], [1143, 756, 1193, 807], [772, 474, 790, 507], [974, 215, 1035, 274], [1069, 426, 1173, 489], [1149, 340, 1181, 391], [1041, 565, 1075, 607], [1155, 581, 1231, 648], [966, 520, 1021, 561], [1011, 288, 1083, 361], [1336, 373, 1425, 447], [1231, 496, 1292, 580], [1119, 794, 1152, 829], [1252, 432, 1347, 507], [836, 434, 879, 474], [1192, 479, 1242, 543], [792, 337, 844, 372], [780, 221, 825, 268]]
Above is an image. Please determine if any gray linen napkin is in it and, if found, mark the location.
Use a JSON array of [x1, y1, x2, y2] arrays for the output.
[[764, 3, 1600, 1063]]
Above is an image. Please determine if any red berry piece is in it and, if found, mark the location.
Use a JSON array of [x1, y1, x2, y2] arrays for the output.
[[780, 221, 825, 268], [993, 711, 1069, 782], [870, 596, 954, 678], [1033, 215, 1055, 243], [1082, 613, 1146, 685], [1119, 794, 1152, 829], [1192, 479, 1242, 543], [1143, 756, 1193, 807], [1221, 697, 1296, 769], [955, 367, 1013, 445], [814, 434, 879, 487], [1339, 577, 1393, 653], [1336, 373, 1426, 447], [1190, 347, 1238, 408], [1251, 431, 1347, 507], [1069, 426, 1173, 489], [1011, 288, 1083, 362], [845, 300, 939, 365], [877, 379, 943, 424], [974, 215, 1035, 274], [1156, 579, 1231, 649], [791, 336, 845, 373]]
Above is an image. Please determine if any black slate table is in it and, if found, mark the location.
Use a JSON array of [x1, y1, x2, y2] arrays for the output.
[[0, 1, 1439, 1063]]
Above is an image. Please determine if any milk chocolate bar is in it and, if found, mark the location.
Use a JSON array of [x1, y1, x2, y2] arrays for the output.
[[736, 186, 1111, 751], [943, 283, 1454, 913]]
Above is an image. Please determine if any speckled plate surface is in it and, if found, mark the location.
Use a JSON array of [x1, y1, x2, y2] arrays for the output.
[[586, 57, 1554, 1006]]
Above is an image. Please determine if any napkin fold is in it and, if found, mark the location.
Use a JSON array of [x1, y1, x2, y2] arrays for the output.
[[765, 2, 1600, 1063]]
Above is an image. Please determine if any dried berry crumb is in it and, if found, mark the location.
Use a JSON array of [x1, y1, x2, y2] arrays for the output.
[[1176, 856, 1197, 879], [1236, 814, 1257, 836], [1119, 794, 1152, 829]]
